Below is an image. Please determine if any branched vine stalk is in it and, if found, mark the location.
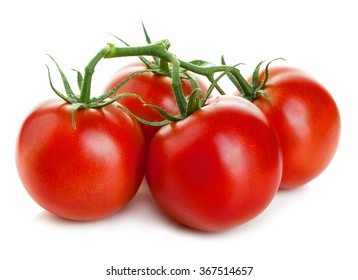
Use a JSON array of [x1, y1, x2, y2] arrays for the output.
[[47, 36, 277, 127], [104, 39, 271, 121]]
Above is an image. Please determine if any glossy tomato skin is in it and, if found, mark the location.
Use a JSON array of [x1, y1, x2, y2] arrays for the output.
[[245, 66, 341, 189], [103, 61, 208, 142], [16, 99, 146, 221], [146, 96, 282, 232]]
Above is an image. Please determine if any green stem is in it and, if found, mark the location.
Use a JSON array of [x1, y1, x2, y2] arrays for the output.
[[105, 39, 171, 58], [170, 55, 187, 116], [178, 60, 253, 98], [105, 39, 255, 115], [106, 39, 188, 117], [80, 45, 111, 103]]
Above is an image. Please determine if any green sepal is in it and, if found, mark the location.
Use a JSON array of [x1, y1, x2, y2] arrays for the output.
[[141, 19, 160, 66], [118, 103, 173, 127], [96, 93, 145, 108], [201, 62, 247, 106], [46, 55, 78, 100], [206, 75, 226, 96], [260, 58, 285, 89], [105, 31, 131, 47], [45, 64, 76, 104], [254, 89, 272, 104], [144, 103, 183, 123], [221, 55, 246, 96], [90, 69, 151, 103], [71, 102, 85, 129], [186, 88, 202, 116], [189, 60, 215, 68], [184, 71, 200, 89], [72, 69, 84, 90], [158, 59, 170, 76], [251, 58, 285, 101], [182, 71, 202, 116], [251, 60, 265, 90]]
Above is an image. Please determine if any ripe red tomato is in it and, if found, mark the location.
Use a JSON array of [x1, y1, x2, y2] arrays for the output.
[[103, 61, 208, 142], [243, 66, 341, 189], [16, 99, 146, 221], [145, 95, 282, 231]]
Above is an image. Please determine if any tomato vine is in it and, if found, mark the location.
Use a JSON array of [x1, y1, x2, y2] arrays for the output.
[[103, 39, 274, 123], [47, 29, 279, 128]]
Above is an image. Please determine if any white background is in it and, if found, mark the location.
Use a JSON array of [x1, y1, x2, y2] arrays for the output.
[[1, 0, 357, 279]]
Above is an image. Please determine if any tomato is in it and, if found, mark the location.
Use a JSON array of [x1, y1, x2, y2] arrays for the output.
[[243, 66, 341, 189], [16, 99, 146, 221], [103, 61, 208, 142], [145, 95, 282, 231]]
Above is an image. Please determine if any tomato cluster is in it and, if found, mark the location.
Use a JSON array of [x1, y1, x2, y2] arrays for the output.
[[15, 33, 340, 232]]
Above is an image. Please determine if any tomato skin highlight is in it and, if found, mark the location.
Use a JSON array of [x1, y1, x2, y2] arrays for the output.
[[103, 61, 208, 143], [245, 66, 341, 189], [146, 96, 282, 232], [16, 99, 146, 221]]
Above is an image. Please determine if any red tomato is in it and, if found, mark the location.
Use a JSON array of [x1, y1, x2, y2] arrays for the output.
[[16, 99, 146, 221], [103, 61, 208, 142], [243, 66, 341, 189], [145, 95, 282, 232]]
